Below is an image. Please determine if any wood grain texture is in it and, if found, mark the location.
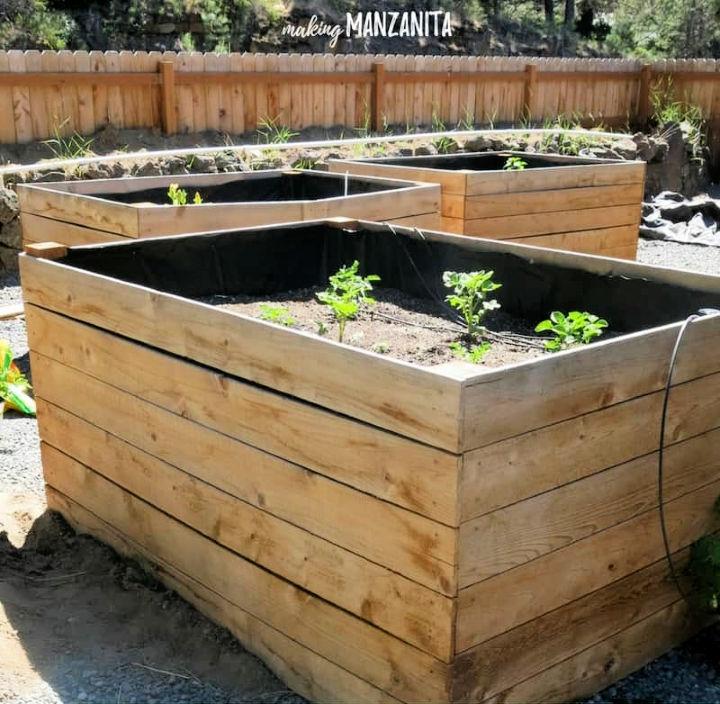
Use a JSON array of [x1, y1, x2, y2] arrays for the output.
[[26, 305, 460, 525], [21, 256, 464, 450], [31, 353, 457, 596], [39, 404, 454, 660], [43, 454, 450, 703]]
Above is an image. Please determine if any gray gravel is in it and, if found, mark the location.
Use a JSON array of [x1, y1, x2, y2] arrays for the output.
[[0, 272, 42, 497], [638, 238, 720, 275], [3, 243, 720, 704]]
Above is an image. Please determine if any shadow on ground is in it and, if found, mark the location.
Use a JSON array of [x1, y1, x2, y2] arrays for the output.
[[0, 505, 306, 704]]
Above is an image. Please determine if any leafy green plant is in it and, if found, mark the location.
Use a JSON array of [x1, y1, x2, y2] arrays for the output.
[[503, 156, 528, 171], [257, 115, 298, 144], [167, 184, 203, 206], [316, 261, 380, 343], [449, 340, 491, 364], [258, 304, 295, 327], [0, 340, 35, 416], [535, 311, 608, 352], [292, 157, 317, 170], [431, 111, 457, 154], [650, 78, 706, 155], [43, 118, 94, 160], [689, 496, 720, 611], [373, 341, 390, 354], [443, 270, 502, 336]]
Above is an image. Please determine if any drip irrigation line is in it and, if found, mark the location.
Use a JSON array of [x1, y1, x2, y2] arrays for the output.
[[0, 126, 635, 178], [659, 308, 720, 610]]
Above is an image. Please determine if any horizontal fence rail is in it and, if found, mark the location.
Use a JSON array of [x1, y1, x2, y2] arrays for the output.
[[0, 51, 719, 144]]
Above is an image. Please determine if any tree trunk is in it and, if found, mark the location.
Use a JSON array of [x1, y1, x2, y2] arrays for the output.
[[564, 0, 575, 28], [543, 0, 554, 23]]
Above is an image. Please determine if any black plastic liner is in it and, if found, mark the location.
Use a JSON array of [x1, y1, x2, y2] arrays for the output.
[[356, 151, 608, 171], [60, 223, 720, 333], [100, 173, 397, 205]]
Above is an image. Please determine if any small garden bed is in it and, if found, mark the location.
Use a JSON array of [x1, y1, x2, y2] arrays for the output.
[[21, 218, 720, 704], [17, 169, 440, 247], [329, 150, 645, 258]]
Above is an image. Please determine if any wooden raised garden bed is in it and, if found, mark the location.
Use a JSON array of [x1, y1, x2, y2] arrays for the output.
[[329, 151, 645, 259], [21, 218, 720, 704], [17, 170, 440, 247]]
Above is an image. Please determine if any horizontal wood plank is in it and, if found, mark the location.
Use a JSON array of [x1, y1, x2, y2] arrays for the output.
[[43, 455, 449, 702], [31, 353, 457, 595], [48, 486, 403, 704], [20, 255, 464, 450], [505, 225, 638, 257], [21, 213, 130, 246], [453, 549, 692, 702], [38, 405, 454, 660], [460, 370, 720, 520], [464, 183, 644, 219], [462, 204, 640, 239], [456, 478, 720, 650], [26, 306, 459, 525], [460, 312, 720, 450], [458, 426, 720, 586]]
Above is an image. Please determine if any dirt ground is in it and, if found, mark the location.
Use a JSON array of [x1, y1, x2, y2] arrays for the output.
[[0, 493, 305, 704], [203, 285, 546, 367]]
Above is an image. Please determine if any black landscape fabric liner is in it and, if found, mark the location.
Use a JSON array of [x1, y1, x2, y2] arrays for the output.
[[60, 222, 720, 334], [351, 151, 612, 171], [98, 172, 399, 205]]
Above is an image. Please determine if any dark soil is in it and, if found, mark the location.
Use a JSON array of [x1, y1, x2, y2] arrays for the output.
[[201, 285, 546, 368]]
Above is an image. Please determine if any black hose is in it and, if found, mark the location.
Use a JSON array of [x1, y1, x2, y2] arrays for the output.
[[658, 308, 720, 607]]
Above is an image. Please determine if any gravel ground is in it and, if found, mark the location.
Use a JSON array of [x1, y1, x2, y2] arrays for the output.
[[2, 239, 720, 704]]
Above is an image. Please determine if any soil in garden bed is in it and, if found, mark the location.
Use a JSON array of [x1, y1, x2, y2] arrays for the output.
[[361, 152, 601, 171], [199, 286, 547, 367]]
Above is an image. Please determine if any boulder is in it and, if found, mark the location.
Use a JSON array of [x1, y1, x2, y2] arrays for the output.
[[0, 218, 21, 249], [0, 188, 19, 225]]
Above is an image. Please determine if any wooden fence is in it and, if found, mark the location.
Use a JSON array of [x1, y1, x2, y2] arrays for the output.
[[0, 51, 719, 144]]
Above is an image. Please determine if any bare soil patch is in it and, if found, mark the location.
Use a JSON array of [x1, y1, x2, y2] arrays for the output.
[[202, 285, 546, 367]]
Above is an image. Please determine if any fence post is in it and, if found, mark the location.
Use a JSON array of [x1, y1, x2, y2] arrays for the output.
[[371, 62, 385, 132], [637, 63, 653, 129], [523, 63, 537, 123], [159, 60, 177, 135]]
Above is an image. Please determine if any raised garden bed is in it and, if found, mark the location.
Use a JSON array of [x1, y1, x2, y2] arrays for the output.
[[21, 219, 720, 703], [17, 170, 440, 247], [329, 151, 645, 259]]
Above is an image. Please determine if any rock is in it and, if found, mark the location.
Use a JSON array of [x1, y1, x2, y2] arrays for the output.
[[0, 243, 18, 271], [656, 190, 685, 202], [0, 218, 21, 249], [81, 162, 113, 180], [397, 147, 414, 156], [132, 160, 163, 177], [414, 144, 437, 156], [462, 135, 493, 152], [612, 138, 638, 160], [161, 156, 188, 175], [33, 170, 67, 183], [215, 152, 247, 172], [189, 154, 217, 173], [0, 188, 19, 224]]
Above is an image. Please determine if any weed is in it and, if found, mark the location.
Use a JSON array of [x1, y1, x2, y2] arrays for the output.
[[689, 496, 720, 611], [373, 341, 391, 354], [258, 304, 295, 327], [257, 115, 298, 144], [292, 157, 317, 170], [167, 183, 203, 206], [449, 340, 491, 364], [431, 111, 457, 154], [650, 78, 705, 155], [503, 156, 528, 171], [43, 118, 94, 160], [0, 340, 35, 416], [539, 115, 608, 156], [443, 270, 502, 337], [316, 261, 380, 343], [458, 106, 475, 131], [535, 311, 608, 352], [316, 320, 329, 336], [355, 105, 372, 138]]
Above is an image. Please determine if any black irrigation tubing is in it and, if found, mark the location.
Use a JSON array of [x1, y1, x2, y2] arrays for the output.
[[658, 308, 720, 611]]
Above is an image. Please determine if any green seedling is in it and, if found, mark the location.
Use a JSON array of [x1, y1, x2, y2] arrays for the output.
[[449, 340, 491, 364], [0, 340, 35, 416], [258, 304, 295, 327], [167, 183, 203, 206], [373, 341, 391, 354], [503, 156, 528, 171], [535, 311, 608, 352], [443, 270, 502, 336], [316, 320, 329, 336], [316, 261, 380, 343]]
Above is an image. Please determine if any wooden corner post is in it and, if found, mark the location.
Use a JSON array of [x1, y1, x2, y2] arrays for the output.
[[159, 60, 178, 135], [637, 64, 653, 129], [371, 62, 386, 132], [523, 63, 537, 123]]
